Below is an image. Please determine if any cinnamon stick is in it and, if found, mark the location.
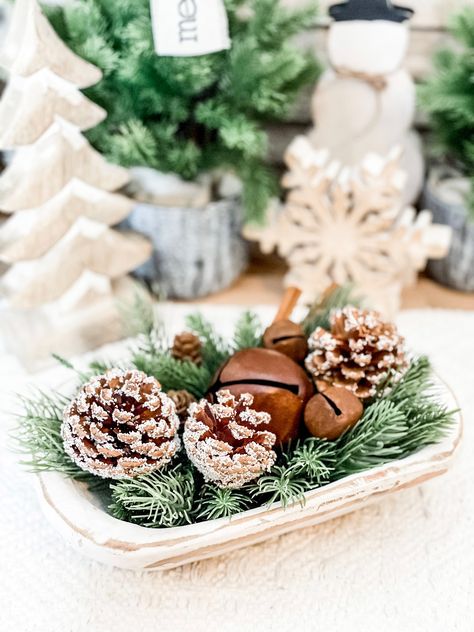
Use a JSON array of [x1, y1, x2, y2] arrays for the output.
[[273, 286, 302, 323]]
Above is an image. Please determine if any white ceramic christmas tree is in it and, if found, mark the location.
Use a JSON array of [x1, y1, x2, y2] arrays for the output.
[[0, 0, 151, 367], [309, 0, 423, 205]]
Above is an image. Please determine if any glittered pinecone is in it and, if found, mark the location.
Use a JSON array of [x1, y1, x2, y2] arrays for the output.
[[171, 332, 202, 365], [168, 389, 196, 419], [184, 390, 277, 489], [62, 369, 180, 479], [305, 307, 407, 399]]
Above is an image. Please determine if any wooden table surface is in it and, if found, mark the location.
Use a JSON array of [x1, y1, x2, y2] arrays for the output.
[[182, 253, 474, 310]]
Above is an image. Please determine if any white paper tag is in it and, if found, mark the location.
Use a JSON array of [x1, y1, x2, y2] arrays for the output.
[[151, 0, 231, 57]]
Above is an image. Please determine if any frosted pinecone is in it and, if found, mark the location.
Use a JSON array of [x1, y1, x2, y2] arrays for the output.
[[62, 369, 180, 479], [183, 390, 277, 489], [305, 306, 407, 399], [168, 389, 196, 419], [171, 332, 202, 364]]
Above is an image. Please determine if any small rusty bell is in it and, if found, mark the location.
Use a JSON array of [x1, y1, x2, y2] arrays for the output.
[[263, 286, 308, 363], [263, 319, 308, 364], [304, 386, 363, 440]]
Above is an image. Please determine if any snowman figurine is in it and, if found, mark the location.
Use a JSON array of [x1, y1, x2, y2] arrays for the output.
[[309, 0, 423, 205]]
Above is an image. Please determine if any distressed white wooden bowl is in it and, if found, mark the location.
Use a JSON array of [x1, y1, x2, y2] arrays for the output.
[[36, 376, 462, 571]]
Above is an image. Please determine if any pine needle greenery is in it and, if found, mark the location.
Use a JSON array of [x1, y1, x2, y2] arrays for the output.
[[232, 311, 264, 351], [119, 287, 156, 340], [15, 390, 94, 483], [386, 355, 431, 405], [141, 353, 214, 399], [419, 7, 474, 216], [131, 312, 227, 399], [110, 463, 195, 528], [286, 438, 336, 484], [14, 295, 456, 529], [51, 354, 93, 384], [130, 307, 264, 398], [302, 284, 362, 335], [334, 399, 408, 477], [334, 357, 455, 478], [52, 354, 115, 386], [194, 485, 252, 521], [386, 358, 455, 455], [249, 465, 312, 508], [185, 312, 230, 375], [44, 0, 320, 222]]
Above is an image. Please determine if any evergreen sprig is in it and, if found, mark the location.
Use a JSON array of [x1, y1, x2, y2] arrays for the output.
[[15, 390, 94, 482], [385, 356, 431, 405], [124, 298, 224, 398], [386, 357, 455, 456], [109, 463, 195, 528], [51, 354, 92, 384], [44, 0, 320, 222], [123, 291, 166, 364], [128, 305, 265, 399], [133, 352, 212, 399], [399, 400, 454, 456], [334, 357, 455, 478], [232, 311, 263, 351], [119, 288, 156, 340], [334, 399, 408, 478], [185, 313, 230, 375], [249, 465, 312, 508], [194, 485, 252, 521], [52, 354, 115, 385], [286, 438, 336, 485], [302, 284, 362, 335]]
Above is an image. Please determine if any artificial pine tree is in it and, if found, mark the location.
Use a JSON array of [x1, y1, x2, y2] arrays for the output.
[[419, 7, 474, 214], [418, 7, 474, 292], [44, 0, 319, 222], [0, 0, 151, 366]]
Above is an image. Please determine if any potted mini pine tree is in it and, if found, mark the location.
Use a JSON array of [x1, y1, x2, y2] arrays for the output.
[[419, 7, 474, 291], [45, 0, 318, 298]]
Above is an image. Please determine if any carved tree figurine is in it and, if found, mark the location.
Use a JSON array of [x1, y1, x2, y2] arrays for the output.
[[245, 137, 451, 316], [0, 0, 151, 367]]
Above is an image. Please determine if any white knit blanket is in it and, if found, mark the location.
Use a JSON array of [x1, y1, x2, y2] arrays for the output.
[[1, 307, 473, 631]]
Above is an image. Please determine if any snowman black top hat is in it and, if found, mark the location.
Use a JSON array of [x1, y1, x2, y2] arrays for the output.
[[329, 0, 413, 23]]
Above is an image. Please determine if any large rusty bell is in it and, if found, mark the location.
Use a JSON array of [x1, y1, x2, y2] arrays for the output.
[[209, 287, 313, 443], [209, 347, 314, 444]]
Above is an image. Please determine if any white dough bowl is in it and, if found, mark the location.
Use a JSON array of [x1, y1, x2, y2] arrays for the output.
[[36, 376, 462, 571]]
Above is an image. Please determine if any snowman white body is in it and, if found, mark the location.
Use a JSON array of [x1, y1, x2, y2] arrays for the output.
[[310, 20, 423, 205]]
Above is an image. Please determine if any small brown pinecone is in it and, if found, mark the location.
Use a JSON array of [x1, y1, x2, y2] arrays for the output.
[[61, 369, 180, 479], [305, 306, 407, 399], [168, 389, 196, 419], [171, 332, 202, 365], [184, 390, 277, 489]]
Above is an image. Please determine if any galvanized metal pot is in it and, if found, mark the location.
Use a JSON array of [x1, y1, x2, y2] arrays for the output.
[[422, 169, 474, 292], [125, 198, 248, 299]]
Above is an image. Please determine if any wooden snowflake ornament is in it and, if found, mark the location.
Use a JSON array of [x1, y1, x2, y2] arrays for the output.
[[245, 137, 451, 315]]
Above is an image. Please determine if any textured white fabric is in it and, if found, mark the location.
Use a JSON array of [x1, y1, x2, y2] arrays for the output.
[[1, 307, 473, 632]]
